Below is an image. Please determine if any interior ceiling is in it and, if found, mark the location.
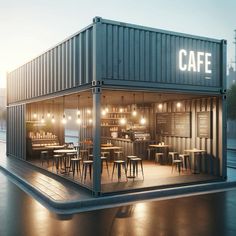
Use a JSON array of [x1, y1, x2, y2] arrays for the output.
[[39, 90, 211, 109]]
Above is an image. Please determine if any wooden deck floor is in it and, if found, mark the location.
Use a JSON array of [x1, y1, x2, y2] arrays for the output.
[[30, 159, 220, 194]]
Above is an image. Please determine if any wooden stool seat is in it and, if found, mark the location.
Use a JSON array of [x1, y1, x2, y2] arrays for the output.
[[70, 158, 81, 177]]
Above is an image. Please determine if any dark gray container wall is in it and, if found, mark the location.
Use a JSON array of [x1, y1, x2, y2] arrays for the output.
[[7, 26, 94, 104], [99, 20, 222, 90], [7, 105, 26, 159]]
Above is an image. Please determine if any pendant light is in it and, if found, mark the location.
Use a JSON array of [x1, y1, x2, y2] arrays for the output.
[[77, 95, 82, 125], [119, 96, 126, 125], [140, 92, 146, 125], [51, 100, 55, 123], [41, 102, 45, 123], [47, 102, 51, 118], [61, 96, 67, 124], [132, 93, 137, 116]]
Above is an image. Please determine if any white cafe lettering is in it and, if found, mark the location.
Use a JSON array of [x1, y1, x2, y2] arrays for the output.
[[179, 49, 212, 74]]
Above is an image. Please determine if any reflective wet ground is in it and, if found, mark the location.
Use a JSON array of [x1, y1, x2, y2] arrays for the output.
[[0, 170, 236, 236]]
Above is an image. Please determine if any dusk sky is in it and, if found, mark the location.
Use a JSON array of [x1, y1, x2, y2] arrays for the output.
[[0, 0, 235, 88]]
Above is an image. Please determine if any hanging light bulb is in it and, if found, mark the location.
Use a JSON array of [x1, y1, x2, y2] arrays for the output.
[[33, 112, 37, 119], [105, 106, 109, 113], [132, 94, 137, 116], [101, 109, 106, 116], [89, 118, 93, 124], [47, 112, 51, 117], [41, 115, 45, 123], [140, 92, 146, 125], [158, 103, 163, 110], [177, 102, 181, 108], [68, 115, 72, 120], [87, 109, 91, 114], [51, 115, 55, 123], [132, 109, 137, 116], [77, 110, 81, 115], [62, 114, 67, 124], [140, 116, 146, 125], [77, 115, 82, 124]]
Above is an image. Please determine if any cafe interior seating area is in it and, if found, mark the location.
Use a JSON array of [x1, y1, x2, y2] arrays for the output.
[[27, 90, 221, 193]]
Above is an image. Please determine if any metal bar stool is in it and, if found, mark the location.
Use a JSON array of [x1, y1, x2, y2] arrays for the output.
[[101, 156, 109, 176], [129, 157, 144, 179], [82, 160, 93, 182], [40, 151, 49, 166], [70, 157, 82, 177], [155, 153, 164, 164], [52, 154, 63, 172], [112, 160, 127, 181], [179, 154, 191, 171]]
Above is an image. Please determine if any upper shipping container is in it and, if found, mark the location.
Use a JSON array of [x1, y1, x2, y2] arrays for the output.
[[7, 17, 226, 104]]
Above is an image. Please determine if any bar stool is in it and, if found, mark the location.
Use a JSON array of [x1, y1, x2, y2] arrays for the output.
[[127, 155, 137, 169], [52, 154, 63, 172], [155, 153, 164, 164], [82, 160, 93, 182], [101, 156, 109, 175], [112, 160, 127, 181], [70, 157, 82, 177], [179, 154, 191, 171], [40, 151, 49, 166], [170, 152, 183, 174], [129, 157, 144, 179], [168, 152, 179, 165]]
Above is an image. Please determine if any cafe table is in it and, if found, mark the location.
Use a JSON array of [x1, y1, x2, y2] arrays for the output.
[[184, 149, 206, 174], [101, 146, 122, 161], [54, 149, 77, 173], [149, 144, 170, 163]]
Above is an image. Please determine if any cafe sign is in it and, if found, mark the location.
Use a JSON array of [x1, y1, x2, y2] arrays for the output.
[[178, 49, 212, 74]]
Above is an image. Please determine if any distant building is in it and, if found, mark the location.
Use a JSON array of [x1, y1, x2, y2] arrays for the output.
[[227, 66, 236, 89]]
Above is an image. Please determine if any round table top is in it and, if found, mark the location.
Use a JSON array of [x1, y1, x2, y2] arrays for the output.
[[101, 146, 122, 150], [54, 149, 77, 153]]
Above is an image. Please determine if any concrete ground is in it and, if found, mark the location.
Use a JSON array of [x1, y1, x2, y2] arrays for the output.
[[1, 169, 236, 236]]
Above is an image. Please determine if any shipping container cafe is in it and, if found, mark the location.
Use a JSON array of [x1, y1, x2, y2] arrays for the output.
[[7, 17, 227, 196]]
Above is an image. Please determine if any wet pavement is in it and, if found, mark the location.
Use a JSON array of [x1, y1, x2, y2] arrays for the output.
[[0, 169, 236, 236]]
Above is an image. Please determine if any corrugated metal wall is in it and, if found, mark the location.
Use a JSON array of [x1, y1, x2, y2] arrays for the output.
[[100, 20, 222, 89], [7, 26, 94, 104], [7, 104, 26, 159], [155, 96, 221, 175]]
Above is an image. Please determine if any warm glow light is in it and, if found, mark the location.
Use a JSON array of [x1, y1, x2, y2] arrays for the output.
[[119, 108, 124, 113], [101, 109, 106, 116], [140, 117, 146, 125], [47, 113, 51, 117], [177, 102, 181, 108], [89, 118, 92, 124], [51, 116, 55, 123], [77, 110, 81, 115], [77, 116, 82, 124], [158, 103, 163, 109], [41, 116, 45, 123], [68, 115, 72, 120], [87, 109, 91, 114], [132, 110, 137, 116], [105, 107, 109, 113], [120, 117, 126, 125], [33, 113, 37, 118], [62, 114, 67, 124]]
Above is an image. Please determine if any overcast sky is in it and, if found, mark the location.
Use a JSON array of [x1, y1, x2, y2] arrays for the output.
[[0, 0, 235, 88]]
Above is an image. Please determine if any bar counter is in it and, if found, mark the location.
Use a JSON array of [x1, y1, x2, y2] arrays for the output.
[[102, 137, 156, 159]]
